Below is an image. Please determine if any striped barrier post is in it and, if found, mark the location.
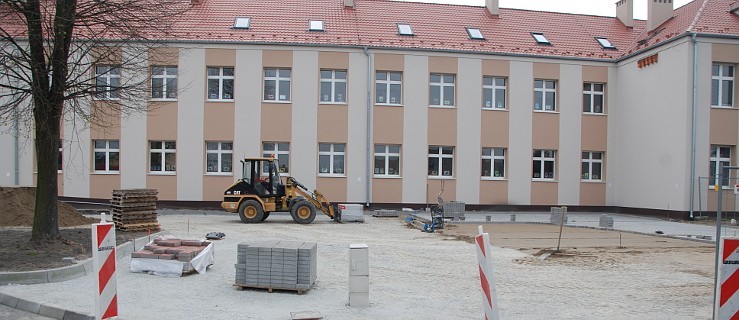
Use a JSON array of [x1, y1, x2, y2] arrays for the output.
[[718, 237, 739, 320], [475, 226, 500, 320], [92, 214, 118, 319]]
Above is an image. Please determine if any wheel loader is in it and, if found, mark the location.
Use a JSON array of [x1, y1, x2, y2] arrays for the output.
[[220, 157, 341, 224]]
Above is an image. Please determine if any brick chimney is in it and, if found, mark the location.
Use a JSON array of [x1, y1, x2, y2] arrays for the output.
[[616, 0, 633, 27], [647, 0, 674, 31], [344, 0, 354, 9], [486, 0, 499, 15]]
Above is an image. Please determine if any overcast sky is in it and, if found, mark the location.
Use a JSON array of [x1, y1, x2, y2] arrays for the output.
[[396, 0, 694, 19]]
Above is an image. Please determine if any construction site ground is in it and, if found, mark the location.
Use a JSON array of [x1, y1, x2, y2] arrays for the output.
[[0, 209, 720, 319]]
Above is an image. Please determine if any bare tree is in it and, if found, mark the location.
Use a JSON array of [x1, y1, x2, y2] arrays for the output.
[[0, 0, 189, 241]]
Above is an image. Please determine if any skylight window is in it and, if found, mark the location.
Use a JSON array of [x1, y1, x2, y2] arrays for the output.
[[309, 20, 324, 31], [531, 32, 551, 45], [595, 37, 616, 49], [466, 28, 485, 40], [233, 17, 251, 29], [397, 24, 414, 36]]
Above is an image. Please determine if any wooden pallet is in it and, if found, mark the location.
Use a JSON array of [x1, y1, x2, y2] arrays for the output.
[[116, 222, 161, 231], [111, 203, 157, 209], [233, 284, 307, 295], [112, 189, 158, 196]]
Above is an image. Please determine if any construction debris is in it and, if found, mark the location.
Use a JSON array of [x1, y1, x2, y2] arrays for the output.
[[111, 189, 160, 231]]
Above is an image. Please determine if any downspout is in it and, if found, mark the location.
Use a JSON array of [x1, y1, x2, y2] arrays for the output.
[[689, 33, 698, 220], [363, 46, 372, 207], [13, 104, 19, 185]]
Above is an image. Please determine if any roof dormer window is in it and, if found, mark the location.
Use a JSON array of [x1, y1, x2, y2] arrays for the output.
[[233, 17, 251, 29], [397, 23, 414, 36], [466, 28, 485, 40], [309, 20, 324, 31], [531, 32, 551, 45], [595, 37, 616, 49]]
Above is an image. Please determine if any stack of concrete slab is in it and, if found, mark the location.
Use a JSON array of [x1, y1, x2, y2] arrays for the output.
[[599, 215, 614, 229], [339, 204, 364, 222], [235, 240, 317, 293], [443, 201, 465, 221], [372, 209, 398, 217], [550, 206, 568, 225]]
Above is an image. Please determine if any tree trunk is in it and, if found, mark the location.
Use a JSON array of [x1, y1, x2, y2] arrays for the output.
[[31, 105, 61, 242]]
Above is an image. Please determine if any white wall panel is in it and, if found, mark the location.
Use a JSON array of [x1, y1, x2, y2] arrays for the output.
[[347, 52, 369, 203], [401, 55, 429, 204], [558, 63, 582, 205], [456, 58, 482, 204], [234, 49, 263, 178], [291, 51, 319, 188], [176, 48, 205, 200], [507, 61, 533, 205]]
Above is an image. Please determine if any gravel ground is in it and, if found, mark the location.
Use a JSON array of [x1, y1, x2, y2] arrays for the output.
[[0, 211, 714, 319]]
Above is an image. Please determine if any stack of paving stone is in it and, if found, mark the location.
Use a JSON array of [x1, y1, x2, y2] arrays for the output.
[[372, 209, 399, 217], [111, 189, 160, 231], [550, 206, 568, 225], [599, 214, 615, 229], [131, 238, 211, 273], [235, 240, 317, 293]]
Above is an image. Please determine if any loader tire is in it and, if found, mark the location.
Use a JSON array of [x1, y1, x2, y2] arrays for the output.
[[238, 200, 264, 223], [290, 201, 316, 224], [260, 212, 270, 221]]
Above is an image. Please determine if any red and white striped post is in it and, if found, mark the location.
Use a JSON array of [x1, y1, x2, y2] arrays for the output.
[[92, 213, 118, 319], [475, 225, 500, 320], [717, 237, 739, 320]]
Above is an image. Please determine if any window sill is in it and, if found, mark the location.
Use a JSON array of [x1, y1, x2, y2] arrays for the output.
[[532, 178, 557, 182], [710, 106, 736, 110], [482, 108, 507, 112], [206, 99, 234, 103], [429, 105, 455, 109], [581, 180, 605, 183], [92, 172, 120, 175], [148, 172, 176, 176], [319, 102, 348, 106], [318, 174, 346, 178], [533, 110, 559, 114], [708, 186, 733, 191], [205, 173, 233, 176], [481, 177, 507, 181], [583, 112, 607, 116], [428, 176, 455, 180], [374, 175, 402, 179], [262, 100, 291, 104], [375, 103, 404, 107], [150, 99, 178, 102]]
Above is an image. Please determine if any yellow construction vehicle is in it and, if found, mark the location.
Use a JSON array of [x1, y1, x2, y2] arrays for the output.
[[220, 157, 341, 224]]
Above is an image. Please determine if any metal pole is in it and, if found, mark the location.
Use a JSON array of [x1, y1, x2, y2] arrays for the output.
[[713, 166, 724, 319], [556, 206, 566, 252], [689, 33, 699, 220], [362, 47, 372, 207]]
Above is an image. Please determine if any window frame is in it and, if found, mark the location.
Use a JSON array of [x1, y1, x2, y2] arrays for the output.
[[262, 142, 290, 175], [375, 71, 403, 105], [429, 73, 456, 107], [206, 67, 234, 101], [712, 64, 735, 108], [149, 141, 177, 174], [397, 23, 414, 36], [319, 69, 347, 104], [318, 143, 346, 176], [374, 144, 401, 177], [263, 67, 292, 102], [466, 28, 485, 40], [205, 141, 233, 175], [151, 66, 178, 101], [534, 79, 557, 112], [94, 65, 121, 100], [93, 140, 120, 173], [581, 151, 603, 181], [481, 147, 505, 179], [483, 76, 507, 110], [532, 149, 556, 180], [532, 32, 551, 45], [710, 145, 732, 188], [428, 146, 454, 178], [583, 82, 605, 114]]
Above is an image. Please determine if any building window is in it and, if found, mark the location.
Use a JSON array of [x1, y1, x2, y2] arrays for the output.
[[710, 146, 732, 188], [483, 76, 506, 109], [374, 144, 400, 176], [264, 68, 291, 102], [151, 66, 177, 100], [93, 140, 120, 173], [481, 148, 505, 178], [94, 65, 121, 100], [206, 141, 233, 174], [318, 143, 345, 175], [430, 74, 455, 107], [581, 152, 603, 181], [534, 80, 556, 111], [583, 83, 605, 114], [207, 67, 234, 100], [320, 70, 347, 103], [376, 71, 402, 105], [428, 146, 454, 177], [713, 64, 735, 107], [149, 141, 176, 173], [262, 142, 290, 174], [533, 149, 555, 180]]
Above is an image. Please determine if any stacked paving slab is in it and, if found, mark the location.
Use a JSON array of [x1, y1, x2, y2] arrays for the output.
[[111, 189, 160, 231], [339, 204, 364, 222], [235, 240, 317, 292], [131, 238, 211, 273]]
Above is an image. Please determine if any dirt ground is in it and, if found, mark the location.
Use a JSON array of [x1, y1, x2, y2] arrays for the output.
[[0, 187, 151, 272]]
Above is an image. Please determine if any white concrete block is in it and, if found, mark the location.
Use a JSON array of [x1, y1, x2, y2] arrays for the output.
[[349, 292, 369, 307], [349, 244, 369, 276], [349, 275, 369, 293]]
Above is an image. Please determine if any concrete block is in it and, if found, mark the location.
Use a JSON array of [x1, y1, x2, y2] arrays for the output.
[[290, 311, 323, 320], [349, 275, 369, 293], [16, 298, 41, 314], [47, 264, 86, 283], [349, 292, 369, 307], [39, 304, 67, 319], [62, 310, 95, 320], [0, 292, 19, 308], [349, 244, 369, 276]]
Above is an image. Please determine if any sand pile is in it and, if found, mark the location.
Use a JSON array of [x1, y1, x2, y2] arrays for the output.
[[0, 186, 95, 227]]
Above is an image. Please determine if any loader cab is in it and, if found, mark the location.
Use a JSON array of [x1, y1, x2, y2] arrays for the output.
[[240, 157, 285, 198]]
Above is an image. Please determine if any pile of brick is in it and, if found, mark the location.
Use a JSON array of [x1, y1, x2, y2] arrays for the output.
[[235, 240, 317, 293], [111, 189, 160, 231], [131, 238, 211, 263]]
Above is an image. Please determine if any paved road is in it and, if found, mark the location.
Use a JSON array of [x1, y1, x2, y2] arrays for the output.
[[0, 304, 51, 320]]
